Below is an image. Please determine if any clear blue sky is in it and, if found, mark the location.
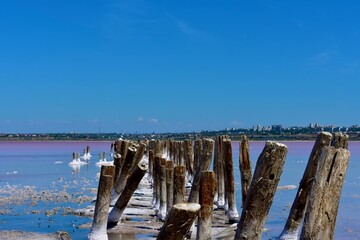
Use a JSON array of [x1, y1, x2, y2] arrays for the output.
[[1, 1, 359, 133]]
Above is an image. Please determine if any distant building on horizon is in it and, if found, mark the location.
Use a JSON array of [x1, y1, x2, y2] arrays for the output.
[[271, 125, 282, 134]]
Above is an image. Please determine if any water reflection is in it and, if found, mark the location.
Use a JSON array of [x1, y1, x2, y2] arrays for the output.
[[70, 164, 81, 174]]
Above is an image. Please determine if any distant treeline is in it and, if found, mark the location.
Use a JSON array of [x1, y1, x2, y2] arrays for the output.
[[1, 127, 360, 141]]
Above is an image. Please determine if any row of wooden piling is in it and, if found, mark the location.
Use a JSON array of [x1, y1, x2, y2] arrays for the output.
[[89, 132, 350, 240], [279, 132, 350, 239], [89, 140, 148, 240]]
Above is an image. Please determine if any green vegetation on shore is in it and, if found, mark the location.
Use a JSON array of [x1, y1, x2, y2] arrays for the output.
[[1, 125, 360, 141]]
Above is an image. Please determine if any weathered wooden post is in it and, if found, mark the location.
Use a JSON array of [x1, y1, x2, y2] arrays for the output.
[[113, 140, 122, 185], [150, 150, 157, 207], [178, 141, 185, 166], [193, 139, 203, 175], [174, 141, 179, 165], [153, 156, 162, 210], [88, 165, 114, 240], [148, 149, 154, 179], [167, 140, 171, 160], [111, 146, 137, 204], [158, 157, 167, 220], [154, 140, 164, 211], [215, 136, 225, 209], [184, 139, 194, 180], [130, 142, 146, 172], [148, 140, 156, 179], [196, 170, 217, 240], [239, 134, 252, 208], [156, 140, 163, 158], [107, 162, 148, 226], [213, 136, 219, 203], [165, 140, 170, 159], [222, 139, 239, 223], [166, 160, 174, 213], [149, 139, 156, 153], [170, 140, 175, 164], [235, 141, 288, 240], [118, 140, 130, 178], [157, 203, 201, 240], [173, 165, 186, 204], [300, 145, 350, 239], [161, 140, 167, 157], [100, 164, 115, 179], [152, 156, 160, 211], [188, 138, 214, 203], [279, 132, 332, 239], [332, 132, 349, 149]]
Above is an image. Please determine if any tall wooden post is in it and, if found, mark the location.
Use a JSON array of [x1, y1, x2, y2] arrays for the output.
[[113, 140, 122, 186], [148, 139, 156, 153], [193, 139, 203, 175], [107, 162, 148, 226], [130, 142, 146, 172], [222, 139, 239, 223], [158, 158, 167, 220], [196, 171, 217, 240], [235, 141, 288, 240], [279, 132, 332, 239], [184, 139, 194, 179], [161, 140, 167, 157], [111, 146, 136, 204], [239, 134, 252, 208], [149, 150, 155, 201], [166, 160, 174, 214], [174, 141, 179, 165], [165, 140, 170, 159], [215, 136, 225, 209], [148, 148, 154, 178], [170, 140, 176, 164], [300, 145, 350, 239], [177, 141, 186, 166], [157, 203, 201, 240], [155, 140, 162, 158], [88, 165, 114, 240], [100, 165, 115, 179], [154, 156, 161, 210], [173, 165, 186, 204], [118, 140, 130, 180], [332, 132, 349, 149], [213, 136, 219, 203], [188, 138, 214, 203]]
